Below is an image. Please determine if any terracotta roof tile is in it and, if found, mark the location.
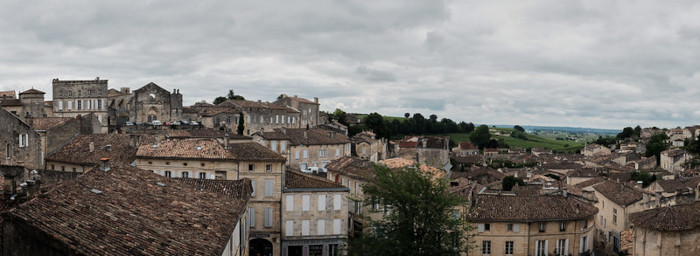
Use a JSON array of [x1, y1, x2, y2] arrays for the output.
[[654, 177, 700, 193], [19, 88, 45, 94], [282, 128, 350, 146], [469, 194, 598, 222], [3, 165, 248, 255], [227, 142, 285, 162], [46, 134, 137, 166], [31, 117, 73, 130], [325, 156, 374, 181], [593, 180, 644, 206], [136, 139, 232, 160], [172, 178, 252, 199], [285, 170, 348, 189], [629, 202, 700, 231]]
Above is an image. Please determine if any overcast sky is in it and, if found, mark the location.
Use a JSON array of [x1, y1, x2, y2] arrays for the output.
[[2, 1, 700, 129]]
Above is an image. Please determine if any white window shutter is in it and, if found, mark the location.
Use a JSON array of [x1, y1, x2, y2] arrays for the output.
[[285, 220, 293, 236], [477, 224, 484, 233], [564, 239, 569, 255], [251, 180, 256, 196], [318, 195, 327, 211], [580, 238, 584, 253], [302, 220, 309, 236], [333, 219, 341, 235], [249, 208, 255, 227], [333, 194, 341, 210], [544, 240, 548, 256], [302, 195, 310, 211], [286, 195, 294, 211], [264, 207, 273, 227], [265, 180, 273, 197], [317, 219, 325, 235], [513, 224, 520, 233]]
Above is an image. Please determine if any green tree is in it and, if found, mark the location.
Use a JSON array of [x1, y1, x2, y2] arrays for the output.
[[617, 127, 636, 140], [502, 175, 525, 191], [645, 133, 669, 165], [631, 171, 656, 187], [213, 96, 227, 105], [332, 109, 348, 126], [351, 165, 472, 256], [469, 125, 491, 150], [365, 112, 390, 139], [404, 112, 410, 118], [634, 125, 642, 138], [513, 125, 525, 132], [237, 113, 245, 135]]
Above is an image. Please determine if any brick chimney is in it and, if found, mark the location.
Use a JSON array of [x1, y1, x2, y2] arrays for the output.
[[224, 134, 230, 150]]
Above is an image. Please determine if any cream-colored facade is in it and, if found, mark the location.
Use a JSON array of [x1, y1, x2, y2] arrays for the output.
[[631, 228, 700, 256], [222, 206, 250, 256], [291, 143, 351, 171], [593, 185, 656, 252], [470, 219, 596, 256], [51, 78, 109, 132]]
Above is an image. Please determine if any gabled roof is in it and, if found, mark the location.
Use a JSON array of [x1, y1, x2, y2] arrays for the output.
[[133, 82, 167, 93], [282, 128, 350, 146], [31, 117, 73, 130], [218, 99, 292, 111], [3, 165, 249, 255], [630, 202, 700, 231], [46, 134, 137, 166], [469, 194, 598, 222], [0, 98, 23, 106], [167, 128, 250, 140], [172, 178, 253, 199], [0, 90, 15, 98], [201, 106, 241, 116], [325, 156, 374, 181], [227, 142, 285, 162], [19, 88, 45, 94], [285, 170, 348, 190], [593, 180, 644, 206], [458, 142, 477, 150], [253, 130, 291, 140], [136, 139, 232, 160], [653, 177, 700, 193]]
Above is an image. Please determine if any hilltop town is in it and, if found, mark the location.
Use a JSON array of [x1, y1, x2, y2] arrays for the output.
[[0, 78, 699, 256]]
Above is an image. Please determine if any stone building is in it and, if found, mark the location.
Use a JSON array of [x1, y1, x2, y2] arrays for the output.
[[468, 193, 598, 256], [273, 95, 320, 129], [217, 99, 301, 135], [51, 78, 109, 132], [2, 164, 251, 256], [397, 136, 450, 169], [0, 88, 50, 122], [660, 148, 690, 173], [324, 156, 377, 236], [29, 117, 81, 168], [282, 170, 349, 256], [253, 128, 351, 171], [0, 107, 42, 170], [628, 202, 700, 256], [135, 139, 287, 256], [130, 82, 183, 123], [45, 133, 138, 173], [351, 131, 387, 162]]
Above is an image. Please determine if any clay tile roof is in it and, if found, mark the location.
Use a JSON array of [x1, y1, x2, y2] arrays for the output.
[[0, 90, 15, 98], [201, 106, 240, 116], [136, 139, 233, 160], [46, 134, 137, 166], [593, 180, 644, 206], [399, 141, 418, 148], [172, 178, 252, 199], [289, 96, 317, 104], [19, 88, 45, 94], [255, 130, 291, 140], [629, 202, 700, 231], [167, 128, 250, 140], [325, 156, 375, 181], [3, 165, 248, 255], [663, 148, 687, 157], [469, 194, 598, 222], [285, 170, 348, 190], [0, 98, 23, 106], [218, 99, 291, 111], [449, 177, 484, 200], [574, 177, 606, 189], [283, 128, 350, 145], [459, 142, 477, 150], [654, 177, 700, 193], [31, 117, 73, 130], [227, 142, 285, 162]]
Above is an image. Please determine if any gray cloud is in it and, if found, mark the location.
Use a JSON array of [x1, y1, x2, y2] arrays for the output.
[[1, 0, 700, 129]]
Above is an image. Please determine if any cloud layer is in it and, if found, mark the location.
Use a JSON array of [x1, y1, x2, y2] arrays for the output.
[[1, 0, 700, 129]]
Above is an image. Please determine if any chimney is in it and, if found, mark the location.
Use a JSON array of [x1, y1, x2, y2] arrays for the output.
[[100, 158, 111, 172], [25, 180, 40, 199], [563, 189, 568, 198], [282, 127, 287, 134], [224, 134, 230, 150], [314, 97, 318, 104], [89, 142, 95, 152]]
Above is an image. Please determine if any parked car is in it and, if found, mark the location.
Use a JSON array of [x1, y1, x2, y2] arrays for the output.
[[163, 122, 172, 126], [125, 122, 134, 126], [189, 121, 199, 125], [303, 167, 320, 174], [173, 121, 181, 125], [152, 120, 162, 126], [135, 122, 143, 126], [180, 120, 189, 125]]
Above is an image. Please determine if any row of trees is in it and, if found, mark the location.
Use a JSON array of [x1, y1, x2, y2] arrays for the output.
[[332, 109, 476, 139]]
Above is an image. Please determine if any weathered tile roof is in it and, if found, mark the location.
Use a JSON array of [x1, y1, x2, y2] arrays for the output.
[[662, 148, 687, 157], [654, 177, 700, 193], [201, 106, 240, 116], [172, 178, 252, 199], [167, 128, 250, 140], [593, 180, 644, 206], [379, 158, 445, 178], [459, 142, 477, 150], [0, 90, 15, 98], [228, 142, 285, 162], [325, 156, 375, 181], [136, 139, 232, 160], [31, 117, 73, 130], [449, 177, 484, 200], [254, 130, 291, 140], [629, 202, 700, 231], [0, 98, 22, 106], [46, 134, 137, 166], [282, 128, 350, 146], [352, 132, 376, 144], [469, 194, 598, 222], [574, 177, 606, 189], [3, 165, 248, 255], [219, 99, 292, 111], [19, 88, 45, 94], [285, 170, 348, 190]]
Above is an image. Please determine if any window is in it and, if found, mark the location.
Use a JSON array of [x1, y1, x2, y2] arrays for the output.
[[318, 194, 326, 210], [249, 164, 254, 171], [281, 141, 286, 151], [300, 162, 307, 171], [302, 195, 310, 211], [505, 241, 514, 255], [275, 115, 279, 124], [59, 90, 63, 97], [556, 239, 568, 256], [199, 172, 206, 179], [286, 195, 294, 211], [560, 222, 566, 231], [18, 134, 28, 147], [285, 220, 293, 236], [583, 219, 588, 229], [539, 222, 546, 232], [482, 241, 491, 255], [535, 240, 547, 256], [251, 180, 256, 196], [613, 208, 618, 224], [58, 101, 63, 110], [77, 100, 82, 110], [336, 148, 340, 156], [266, 164, 272, 172], [507, 224, 513, 231], [264, 207, 273, 227], [181, 171, 189, 178], [72, 167, 76, 172], [580, 236, 588, 253], [88, 90, 91, 96], [295, 150, 300, 159], [333, 194, 341, 210], [264, 180, 274, 197], [302, 220, 309, 236], [51, 165, 54, 170], [249, 208, 256, 227], [61, 166, 64, 171], [319, 149, 322, 157], [484, 223, 490, 231], [97, 99, 102, 109], [165, 171, 172, 178], [332, 219, 341, 234], [68, 90, 72, 96], [5, 144, 9, 159], [303, 150, 308, 159], [317, 219, 325, 235], [271, 141, 277, 151]]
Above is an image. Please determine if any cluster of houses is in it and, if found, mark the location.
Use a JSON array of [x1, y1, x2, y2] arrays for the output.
[[1, 78, 699, 256]]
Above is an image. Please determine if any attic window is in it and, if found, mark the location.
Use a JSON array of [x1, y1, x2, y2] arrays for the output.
[[183, 162, 188, 166], [196, 146, 202, 151], [156, 182, 166, 187], [90, 189, 102, 195], [148, 161, 153, 164], [166, 162, 170, 165], [201, 163, 205, 167]]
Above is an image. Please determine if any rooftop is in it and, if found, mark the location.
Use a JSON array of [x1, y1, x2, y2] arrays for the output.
[[469, 194, 598, 222], [285, 170, 348, 190], [46, 134, 137, 166], [136, 139, 232, 160], [325, 156, 375, 181], [629, 202, 700, 231], [228, 142, 286, 162], [31, 117, 73, 130], [593, 180, 645, 206]]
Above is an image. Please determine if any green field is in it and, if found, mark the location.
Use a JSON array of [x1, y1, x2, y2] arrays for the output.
[[445, 129, 584, 153]]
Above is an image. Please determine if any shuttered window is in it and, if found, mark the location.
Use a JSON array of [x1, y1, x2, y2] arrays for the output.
[[333, 194, 342, 210], [302, 195, 310, 211], [249, 208, 256, 228], [318, 195, 326, 211], [264, 180, 273, 197], [286, 195, 294, 211], [264, 207, 273, 227]]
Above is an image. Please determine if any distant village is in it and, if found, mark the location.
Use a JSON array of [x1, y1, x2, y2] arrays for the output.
[[0, 77, 699, 256]]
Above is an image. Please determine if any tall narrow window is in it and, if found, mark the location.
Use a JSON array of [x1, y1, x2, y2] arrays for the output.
[[251, 180, 256, 196], [165, 171, 171, 178], [286, 195, 294, 211], [302, 195, 310, 211], [264, 207, 273, 227], [264, 180, 274, 197], [181, 171, 189, 178], [482, 241, 491, 255], [535, 240, 547, 256], [318, 194, 326, 210], [505, 241, 514, 255], [333, 194, 341, 210], [317, 219, 326, 235], [249, 208, 256, 227], [285, 220, 293, 236], [333, 219, 341, 234], [302, 220, 309, 236]]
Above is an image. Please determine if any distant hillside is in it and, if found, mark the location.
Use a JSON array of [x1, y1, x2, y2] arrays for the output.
[[493, 125, 620, 135], [447, 127, 584, 153]]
